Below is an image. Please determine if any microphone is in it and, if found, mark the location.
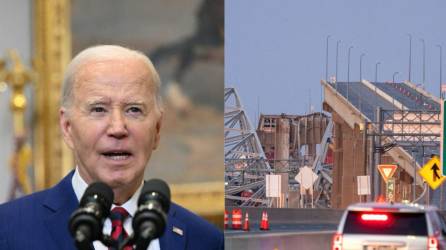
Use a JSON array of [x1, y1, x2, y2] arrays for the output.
[[132, 179, 171, 250], [69, 182, 114, 250]]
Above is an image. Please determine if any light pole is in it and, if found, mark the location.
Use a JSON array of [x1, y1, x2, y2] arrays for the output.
[[412, 149, 416, 202], [393, 72, 399, 83], [360, 53, 365, 81], [336, 40, 341, 83], [375, 62, 381, 82], [347, 46, 353, 100], [347, 46, 354, 83], [407, 34, 412, 82], [420, 39, 426, 85], [392, 72, 399, 107], [325, 35, 331, 81], [437, 45, 443, 99]]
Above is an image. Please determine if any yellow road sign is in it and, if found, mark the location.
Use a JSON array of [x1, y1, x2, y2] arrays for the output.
[[419, 156, 446, 190]]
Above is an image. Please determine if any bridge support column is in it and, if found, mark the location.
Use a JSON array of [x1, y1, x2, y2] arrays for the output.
[[331, 112, 367, 208]]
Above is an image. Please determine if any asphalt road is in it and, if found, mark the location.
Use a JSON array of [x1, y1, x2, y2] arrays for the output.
[[225, 222, 337, 236], [225, 226, 336, 250]]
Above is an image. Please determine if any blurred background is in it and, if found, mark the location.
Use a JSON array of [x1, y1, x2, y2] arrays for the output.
[[0, 0, 223, 227]]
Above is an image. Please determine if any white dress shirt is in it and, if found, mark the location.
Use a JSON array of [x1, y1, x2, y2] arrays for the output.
[[72, 168, 161, 250]]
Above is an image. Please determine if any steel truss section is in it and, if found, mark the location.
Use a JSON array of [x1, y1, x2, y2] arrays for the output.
[[224, 87, 271, 206], [311, 118, 333, 208], [365, 108, 441, 204], [372, 109, 440, 157]]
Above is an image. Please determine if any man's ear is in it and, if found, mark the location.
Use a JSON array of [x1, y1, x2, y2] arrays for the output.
[[60, 107, 74, 149], [152, 111, 163, 150]]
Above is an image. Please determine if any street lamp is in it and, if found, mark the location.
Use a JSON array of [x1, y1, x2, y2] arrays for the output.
[[336, 40, 341, 83], [420, 39, 426, 85], [325, 35, 331, 81], [375, 62, 381, 82], [360, 53, 366, 81], [437, 44, 443, 99], [393, 72, 399, 83], [347, 46, 354, 83], [347, 46, 354, 100], [411, 149, 417, 202], [407, 34, 412, 82]]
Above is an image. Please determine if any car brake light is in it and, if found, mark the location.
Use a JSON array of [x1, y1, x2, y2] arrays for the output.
[[332, 233, 342, 250], [360, 213, 388, 222], [428, 236, 438, 250]]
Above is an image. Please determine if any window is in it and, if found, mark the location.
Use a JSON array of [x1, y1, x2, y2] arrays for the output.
[[343, 211, 427, 236]]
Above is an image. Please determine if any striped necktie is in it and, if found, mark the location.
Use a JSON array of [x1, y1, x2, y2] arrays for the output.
[[109, 207, 133, 250]]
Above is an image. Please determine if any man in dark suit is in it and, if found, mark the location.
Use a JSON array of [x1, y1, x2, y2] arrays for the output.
[[0, 45, 224, 250]]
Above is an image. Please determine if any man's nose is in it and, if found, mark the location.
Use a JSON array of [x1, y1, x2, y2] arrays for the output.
[[107, 110, 128, 138]]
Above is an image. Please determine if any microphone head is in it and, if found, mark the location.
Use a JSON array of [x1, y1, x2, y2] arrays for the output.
[[80, 182, 114, 214], [139, 179, 171, 213], [69, 182, 114, 242]]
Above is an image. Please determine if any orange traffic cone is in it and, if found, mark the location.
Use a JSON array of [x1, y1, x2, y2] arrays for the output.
[[243, 212, 250, 231], [224, 210, 229, 229], [232, 208, 242, 230], [376, 195, 386, 203], [259, 210, 269, 230]]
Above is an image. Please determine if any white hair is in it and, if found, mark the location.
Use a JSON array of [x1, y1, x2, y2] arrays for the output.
[[61, 45, 162, 112]]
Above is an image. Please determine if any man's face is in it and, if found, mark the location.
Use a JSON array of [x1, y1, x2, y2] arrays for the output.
[[60, 58, 162, 190]]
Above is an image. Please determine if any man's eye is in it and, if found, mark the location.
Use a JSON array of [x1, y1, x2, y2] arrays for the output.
[[127, 107, 142, 114], [91, 107, 106, 113]]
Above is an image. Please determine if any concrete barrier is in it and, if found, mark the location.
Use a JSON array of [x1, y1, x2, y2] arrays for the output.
[[225, 230, 335, 250], [225, 207, 446, 249], [225, 207, 343, 249], [226, 206, 344, 225]]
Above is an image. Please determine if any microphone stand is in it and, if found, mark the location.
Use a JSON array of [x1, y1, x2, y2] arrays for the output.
[[118, 234, 135, 250], [116, 234, 154, 250], [74, 241, 94, 250], [116, 223, 156, 250], [95, 224, 156, 250], [100, 234, 115, 248], [133, 221, 157, 250], [73, 225, 94, 250]]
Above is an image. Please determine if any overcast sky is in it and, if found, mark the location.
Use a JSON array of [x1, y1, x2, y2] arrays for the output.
[[226, 0, 446, 123]]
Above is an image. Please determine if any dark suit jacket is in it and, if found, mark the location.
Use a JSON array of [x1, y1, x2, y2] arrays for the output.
[[0, 171, 224, 250]]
